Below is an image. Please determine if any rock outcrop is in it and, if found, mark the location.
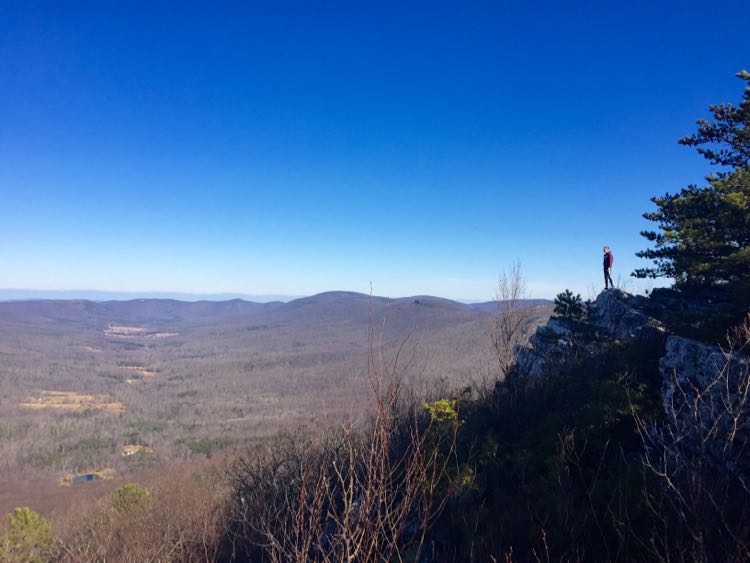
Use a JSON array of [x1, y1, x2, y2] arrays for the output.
[[660, 335, 731, 390], [515, 289, 665, 377], [514, 288, 750, 434], [660, 334, 750, 420], [514, 319, 574, 376], [588, 289, 665, 342], [655, 333, 750, 485]]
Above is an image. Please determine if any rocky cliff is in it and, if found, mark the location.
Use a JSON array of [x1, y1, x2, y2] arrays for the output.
[[516, 289, 666, 377], [515, 288, 749, 426]]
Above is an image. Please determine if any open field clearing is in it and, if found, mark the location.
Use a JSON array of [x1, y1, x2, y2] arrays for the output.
[[19, 391, 125, 413], [119, 365, 158, 377], [104, 325, 147, 337], [120, 444, 154, 457], [104, 325, 179, 339]]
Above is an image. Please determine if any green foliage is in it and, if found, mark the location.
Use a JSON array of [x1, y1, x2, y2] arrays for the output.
[[428, 338, 664, 560], [177, 435, 236, 455], [29, 437, 108, 469], [111, 483, 151, 514], [97, 371, 123, 382], [679, 70, 750, 168], [635, 71, 750, 298], [115, 341, 144, 350], [0, 507, 53, 563], [635, 169, 750, 291], [553, 289, 584, 322], [129, 420, 167, 433], [423, 399, 459, 424]]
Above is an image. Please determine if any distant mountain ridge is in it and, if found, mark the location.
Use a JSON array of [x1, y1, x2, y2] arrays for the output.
[[0, 289, 551, 307], [0, 291, 551, 327], [0, 289, 298, 302]]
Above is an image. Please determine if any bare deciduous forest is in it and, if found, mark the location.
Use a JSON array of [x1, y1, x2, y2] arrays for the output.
[[0, 292, 551, 517]]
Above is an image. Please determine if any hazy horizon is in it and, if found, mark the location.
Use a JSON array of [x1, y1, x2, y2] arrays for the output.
[[0, 287, 554, 304], [0, 280, 614, 303]]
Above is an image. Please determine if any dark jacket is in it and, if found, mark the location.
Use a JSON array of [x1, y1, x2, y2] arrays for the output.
[[603, 251, 613, 269]]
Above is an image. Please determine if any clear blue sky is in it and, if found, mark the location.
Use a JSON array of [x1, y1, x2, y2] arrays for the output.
[[1, 1, 748, 300]]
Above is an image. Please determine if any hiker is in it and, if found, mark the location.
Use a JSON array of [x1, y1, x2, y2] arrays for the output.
[[603, 246, 614, 289]]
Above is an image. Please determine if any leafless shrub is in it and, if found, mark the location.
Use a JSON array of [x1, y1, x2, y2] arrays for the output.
[[492, 262, 532, 380], [634, 313, 750, 562], [228, 327, 457, 562], [52, 460, 228, 562]]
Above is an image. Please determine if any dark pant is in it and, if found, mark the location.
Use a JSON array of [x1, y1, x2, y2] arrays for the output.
[[604, 267, 614, 289]]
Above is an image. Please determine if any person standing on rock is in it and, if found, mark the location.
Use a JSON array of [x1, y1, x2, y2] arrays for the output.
[[603, 246, 614, 289]]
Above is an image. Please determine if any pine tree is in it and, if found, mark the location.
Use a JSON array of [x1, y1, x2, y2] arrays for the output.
[[0, 507, 53, 563], [553, 290, 584, 323], [634, 71, 750, 299]]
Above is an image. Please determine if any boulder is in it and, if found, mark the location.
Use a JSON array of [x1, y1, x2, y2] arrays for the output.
[[514, 319, 575, 376], [589, 289, 665, 342], [514, 346, 549, 377], [544, 318, 572, 338]]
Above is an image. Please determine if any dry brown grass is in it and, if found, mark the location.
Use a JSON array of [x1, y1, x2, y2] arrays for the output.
[[19, 391, 125, 413]]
